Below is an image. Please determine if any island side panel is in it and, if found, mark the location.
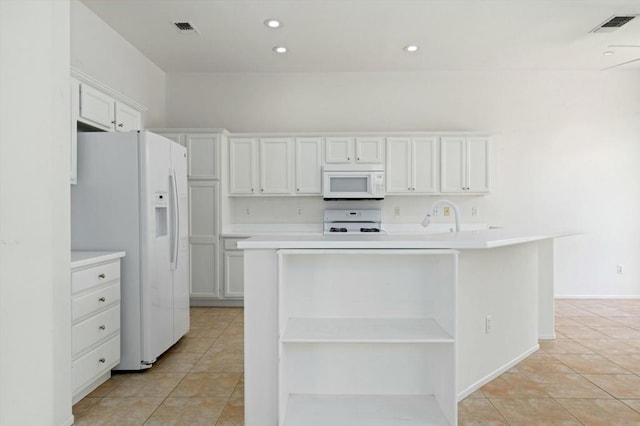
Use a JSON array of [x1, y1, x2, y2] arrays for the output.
[[538, 239, 556, 340], [456, 242, 540, 399], [244, 249, 279, 426]]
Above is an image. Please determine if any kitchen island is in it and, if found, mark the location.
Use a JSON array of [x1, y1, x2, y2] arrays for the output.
[[239, 229, 575, 426]]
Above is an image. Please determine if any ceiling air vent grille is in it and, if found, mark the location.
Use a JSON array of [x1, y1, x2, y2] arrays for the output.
[[173, 22, 199, 33], [591, 15, 637, 33]]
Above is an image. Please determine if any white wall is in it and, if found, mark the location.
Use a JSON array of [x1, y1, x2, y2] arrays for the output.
[[165, 70, 640, 297], [0, 1, 72, 425], [71, 0, 166, 127]]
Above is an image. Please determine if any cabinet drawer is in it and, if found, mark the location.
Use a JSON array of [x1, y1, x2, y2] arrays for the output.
[[72, 335, 120, 393], [73, 305, 120, 357], [72, 282, 120, 322], [224, 238, 247, 250], [72, 261, 120, 294]]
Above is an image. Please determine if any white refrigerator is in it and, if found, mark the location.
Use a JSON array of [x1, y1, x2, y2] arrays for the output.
[[71, 130, 189, 370]]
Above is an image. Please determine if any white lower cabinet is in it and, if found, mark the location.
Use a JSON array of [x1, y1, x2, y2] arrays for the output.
[[189, 240, 219, 298], [188, 180, 220, 299], [71, 252, 124, 404], [277, 249, 457, 426], [222, 238, 247, 299]]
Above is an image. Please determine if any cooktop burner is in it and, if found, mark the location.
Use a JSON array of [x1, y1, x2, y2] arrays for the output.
[[329, 227, 348, 233], [360, 227, 381, 233]]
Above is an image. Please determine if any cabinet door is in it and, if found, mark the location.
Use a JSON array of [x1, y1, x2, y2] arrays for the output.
[[355, 137, 384, 163], [260, 138, 293, 194], [114, 102, 141, 132], [189, 181, 219, 238], [223, 251, 244, 298], [440, 137, 466, 193], [188, 181, 219, 298], [466, 137, 490, 193], [295, 137, 323, 194], [187, 134, 220, 179], [79, 84, 114, 130], [385, 137, 412, 194], [190, 241, 219, 298], [412, 137, 438, 193], [325, 137, 354, 163], [229, 138, 257, 194]]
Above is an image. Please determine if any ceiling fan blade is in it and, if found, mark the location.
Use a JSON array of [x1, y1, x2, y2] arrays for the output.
[[601, 57, 640, 70]]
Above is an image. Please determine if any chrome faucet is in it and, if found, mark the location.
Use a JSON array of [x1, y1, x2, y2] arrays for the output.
[[421, 200, 461, 232]]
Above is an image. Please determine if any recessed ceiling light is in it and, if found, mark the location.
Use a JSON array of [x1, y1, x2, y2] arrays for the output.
[[273, 46, 287, 54], [404, 45, 419, 53], [603, 50, 614, 56], [264, 19, 281, 28]]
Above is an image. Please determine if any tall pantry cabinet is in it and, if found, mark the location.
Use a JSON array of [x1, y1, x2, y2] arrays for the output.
[[154, 129, 238, 306]]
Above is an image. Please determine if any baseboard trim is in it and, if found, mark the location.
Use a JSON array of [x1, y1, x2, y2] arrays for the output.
[[538, 333, 556, 341], [60, 414, 74, 426], [457, 344, 539, 401], [556, 295, 640, 299], [190, 299, 244, 307]]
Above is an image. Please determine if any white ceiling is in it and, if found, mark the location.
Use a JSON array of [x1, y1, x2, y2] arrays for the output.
[[81, 0, 640, 72]]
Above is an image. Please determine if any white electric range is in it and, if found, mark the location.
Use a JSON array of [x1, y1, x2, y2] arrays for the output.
[[323, 209, 383, 234]]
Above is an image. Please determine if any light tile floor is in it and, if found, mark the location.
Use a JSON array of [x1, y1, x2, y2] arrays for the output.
[[74, 299, 640, 425], [460, 299, 640, 426]]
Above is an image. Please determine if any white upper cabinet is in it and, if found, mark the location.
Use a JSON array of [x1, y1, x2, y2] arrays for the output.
[[229, 138, 258, 194], [325, 137, 385, 164], [355, 137, 385, 163], [186, 133, 220, 179], [467, 137, 491, 193], [412, 137, 439, 193], [229, 137, 293, 195], [259, 138, 294, 194], [325, 137, 354, 163], [385, 137, 412, 193], [295, 137, 323, 194], [78, 83, 142, 132], [79, 84, 114, 130], [441, 136, 490, 194], [114, 102, 141, 132], [386, 137, 438, 194]]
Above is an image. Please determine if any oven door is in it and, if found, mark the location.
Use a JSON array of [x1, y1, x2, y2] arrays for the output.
[[323, 172, 378, 200]]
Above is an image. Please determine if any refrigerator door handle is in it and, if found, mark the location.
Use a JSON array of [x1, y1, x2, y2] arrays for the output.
[[170, 168, 180, 270]]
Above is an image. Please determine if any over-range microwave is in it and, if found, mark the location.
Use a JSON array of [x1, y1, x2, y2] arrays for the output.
[[322, 164, 385, 200]]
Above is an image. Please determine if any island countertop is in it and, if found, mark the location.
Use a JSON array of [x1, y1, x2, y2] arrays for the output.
[[237, 228, 578, 250]]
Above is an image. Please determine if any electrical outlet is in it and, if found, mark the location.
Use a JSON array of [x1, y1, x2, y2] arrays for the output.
[[472, 207, 479, 216], [297, 208, 302, 215], [394, 207, 400, 216], [432, 207, 439, 217], [245, 208, 251, 216], [485, 315, 492, 334], [617, 264, 624, 274], [443, 207, 451, 217]]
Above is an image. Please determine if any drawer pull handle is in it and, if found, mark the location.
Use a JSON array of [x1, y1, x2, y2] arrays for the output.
[[98, 273, 106, 279], [99, 325, 106, 330], [99, 358, 106, 364], [98, 297, 106, 302]]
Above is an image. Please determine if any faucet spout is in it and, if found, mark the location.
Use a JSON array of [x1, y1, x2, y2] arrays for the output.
[[420, 200, 461, 232]]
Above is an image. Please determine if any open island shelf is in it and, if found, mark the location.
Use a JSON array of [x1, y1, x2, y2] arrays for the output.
[[277, 249, 458, 426]]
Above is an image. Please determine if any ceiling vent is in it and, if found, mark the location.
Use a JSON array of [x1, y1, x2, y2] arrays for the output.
[[591, 15, 637, 33], [173, 21, 199, 34]]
